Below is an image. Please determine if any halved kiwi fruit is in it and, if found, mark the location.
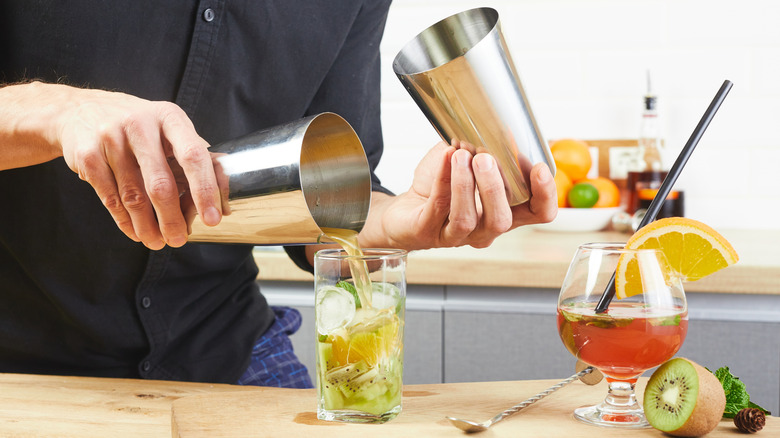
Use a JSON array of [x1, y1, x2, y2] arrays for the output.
[[643, 357, 726, 437]]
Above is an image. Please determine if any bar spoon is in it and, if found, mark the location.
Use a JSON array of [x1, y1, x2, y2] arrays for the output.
[[446, 364, 602, 433]]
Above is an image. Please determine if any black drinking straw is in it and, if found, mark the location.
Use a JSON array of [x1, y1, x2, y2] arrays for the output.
[[594, 79, 734, 314]]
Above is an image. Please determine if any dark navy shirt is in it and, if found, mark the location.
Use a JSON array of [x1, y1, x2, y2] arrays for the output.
[[0, 0, 391, 383]]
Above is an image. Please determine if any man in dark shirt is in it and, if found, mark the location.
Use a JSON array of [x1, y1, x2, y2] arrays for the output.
[[0, 1, 556, 387]]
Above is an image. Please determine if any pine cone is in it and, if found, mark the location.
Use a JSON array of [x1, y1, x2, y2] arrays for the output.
[[734, 408, 766, 433]]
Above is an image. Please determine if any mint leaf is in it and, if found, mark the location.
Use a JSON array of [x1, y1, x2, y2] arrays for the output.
[[748, 401, 772, 416], [714, 366, 733, 388], [649, 314, 681, 326], [582, 314, 633, 329], [336, 280, 361, 308], [559, 309, 582, 323], [559, 309, 633, 328], [713, 366, 771, 418]]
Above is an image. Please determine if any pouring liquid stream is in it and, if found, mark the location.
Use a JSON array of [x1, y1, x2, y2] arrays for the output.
[[319, 227, 373, 308]]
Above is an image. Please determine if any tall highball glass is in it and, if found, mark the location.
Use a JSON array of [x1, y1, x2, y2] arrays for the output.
[[314, 248, 406, 424]]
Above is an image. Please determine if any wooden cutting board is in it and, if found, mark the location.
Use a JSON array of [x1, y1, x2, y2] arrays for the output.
[[171, 378, 775, 437]]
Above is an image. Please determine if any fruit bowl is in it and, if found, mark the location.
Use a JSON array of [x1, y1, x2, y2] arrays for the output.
[[534, 206, 623, 232]]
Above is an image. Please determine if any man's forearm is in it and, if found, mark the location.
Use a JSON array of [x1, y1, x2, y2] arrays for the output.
[[0, 81, 66, 170]]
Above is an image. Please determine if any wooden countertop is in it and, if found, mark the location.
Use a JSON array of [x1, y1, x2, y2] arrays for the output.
[[254, 228, 780, 294], [1, 373, 776, 437]]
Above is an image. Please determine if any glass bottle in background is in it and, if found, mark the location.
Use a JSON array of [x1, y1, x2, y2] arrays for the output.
[[626, 72, 684, 219]]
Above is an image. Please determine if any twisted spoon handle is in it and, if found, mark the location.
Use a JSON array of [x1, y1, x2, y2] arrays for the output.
[[486, 367, 594, 427]]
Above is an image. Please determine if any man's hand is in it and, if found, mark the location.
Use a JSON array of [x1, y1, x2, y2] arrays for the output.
[[0, 82, 224, 250], [57, 87, 224, 250], [360, 142, 557, 251]]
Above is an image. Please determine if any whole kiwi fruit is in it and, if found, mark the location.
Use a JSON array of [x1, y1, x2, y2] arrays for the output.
[[643, 357, 726, 437]]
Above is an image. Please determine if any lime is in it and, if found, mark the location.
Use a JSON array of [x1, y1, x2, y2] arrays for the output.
[[567, 182, 599, 208]]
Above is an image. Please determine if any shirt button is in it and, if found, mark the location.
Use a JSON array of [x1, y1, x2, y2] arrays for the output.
[[142, 361, 151, 372], [141, 297, 152, 308], [203, 8, 215, 22]]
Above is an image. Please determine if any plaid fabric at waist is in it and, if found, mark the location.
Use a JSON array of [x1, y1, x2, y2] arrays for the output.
[[237, 306, 313, 389]]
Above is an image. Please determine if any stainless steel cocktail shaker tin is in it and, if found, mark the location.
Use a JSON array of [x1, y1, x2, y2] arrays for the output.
[[188, 113, 371, 245], [393, 7, 555, 206]]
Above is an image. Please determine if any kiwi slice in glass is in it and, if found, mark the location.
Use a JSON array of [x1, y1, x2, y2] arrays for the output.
[[643, 357, 726, 437]]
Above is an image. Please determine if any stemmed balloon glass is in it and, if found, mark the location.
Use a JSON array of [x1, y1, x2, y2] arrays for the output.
[[557, 243, 687, 428]]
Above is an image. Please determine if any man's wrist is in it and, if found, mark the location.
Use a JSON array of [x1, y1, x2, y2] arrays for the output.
[[0, 81, 67, 169], [357, 190, 398, 249]]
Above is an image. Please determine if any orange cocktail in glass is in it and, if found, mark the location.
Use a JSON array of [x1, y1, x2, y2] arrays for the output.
[[557, 243, 687, 428]]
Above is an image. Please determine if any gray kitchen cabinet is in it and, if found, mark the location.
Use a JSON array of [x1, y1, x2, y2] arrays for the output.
[[443, 287, 572, 382]]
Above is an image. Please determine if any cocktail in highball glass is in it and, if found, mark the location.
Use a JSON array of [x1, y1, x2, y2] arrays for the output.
[[314, 248, 406, 424]]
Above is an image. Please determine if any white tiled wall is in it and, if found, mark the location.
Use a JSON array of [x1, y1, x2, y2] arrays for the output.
[[375, 0, 780, 230]]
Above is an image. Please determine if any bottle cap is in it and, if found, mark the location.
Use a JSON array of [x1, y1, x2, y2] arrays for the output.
[[644, 95, 657, 111]]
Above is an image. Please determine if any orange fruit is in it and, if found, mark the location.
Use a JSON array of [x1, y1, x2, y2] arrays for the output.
[[580, 177, 620, 208], [345, 317, 399, 366], [553, 169, 573, 207], [328, 331, 350, 366], [615, 217, 739, 299], [550, 139, 592, 181]]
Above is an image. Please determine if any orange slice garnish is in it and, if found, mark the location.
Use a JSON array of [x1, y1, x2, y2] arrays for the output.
[[615, 217, 739, 299]]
